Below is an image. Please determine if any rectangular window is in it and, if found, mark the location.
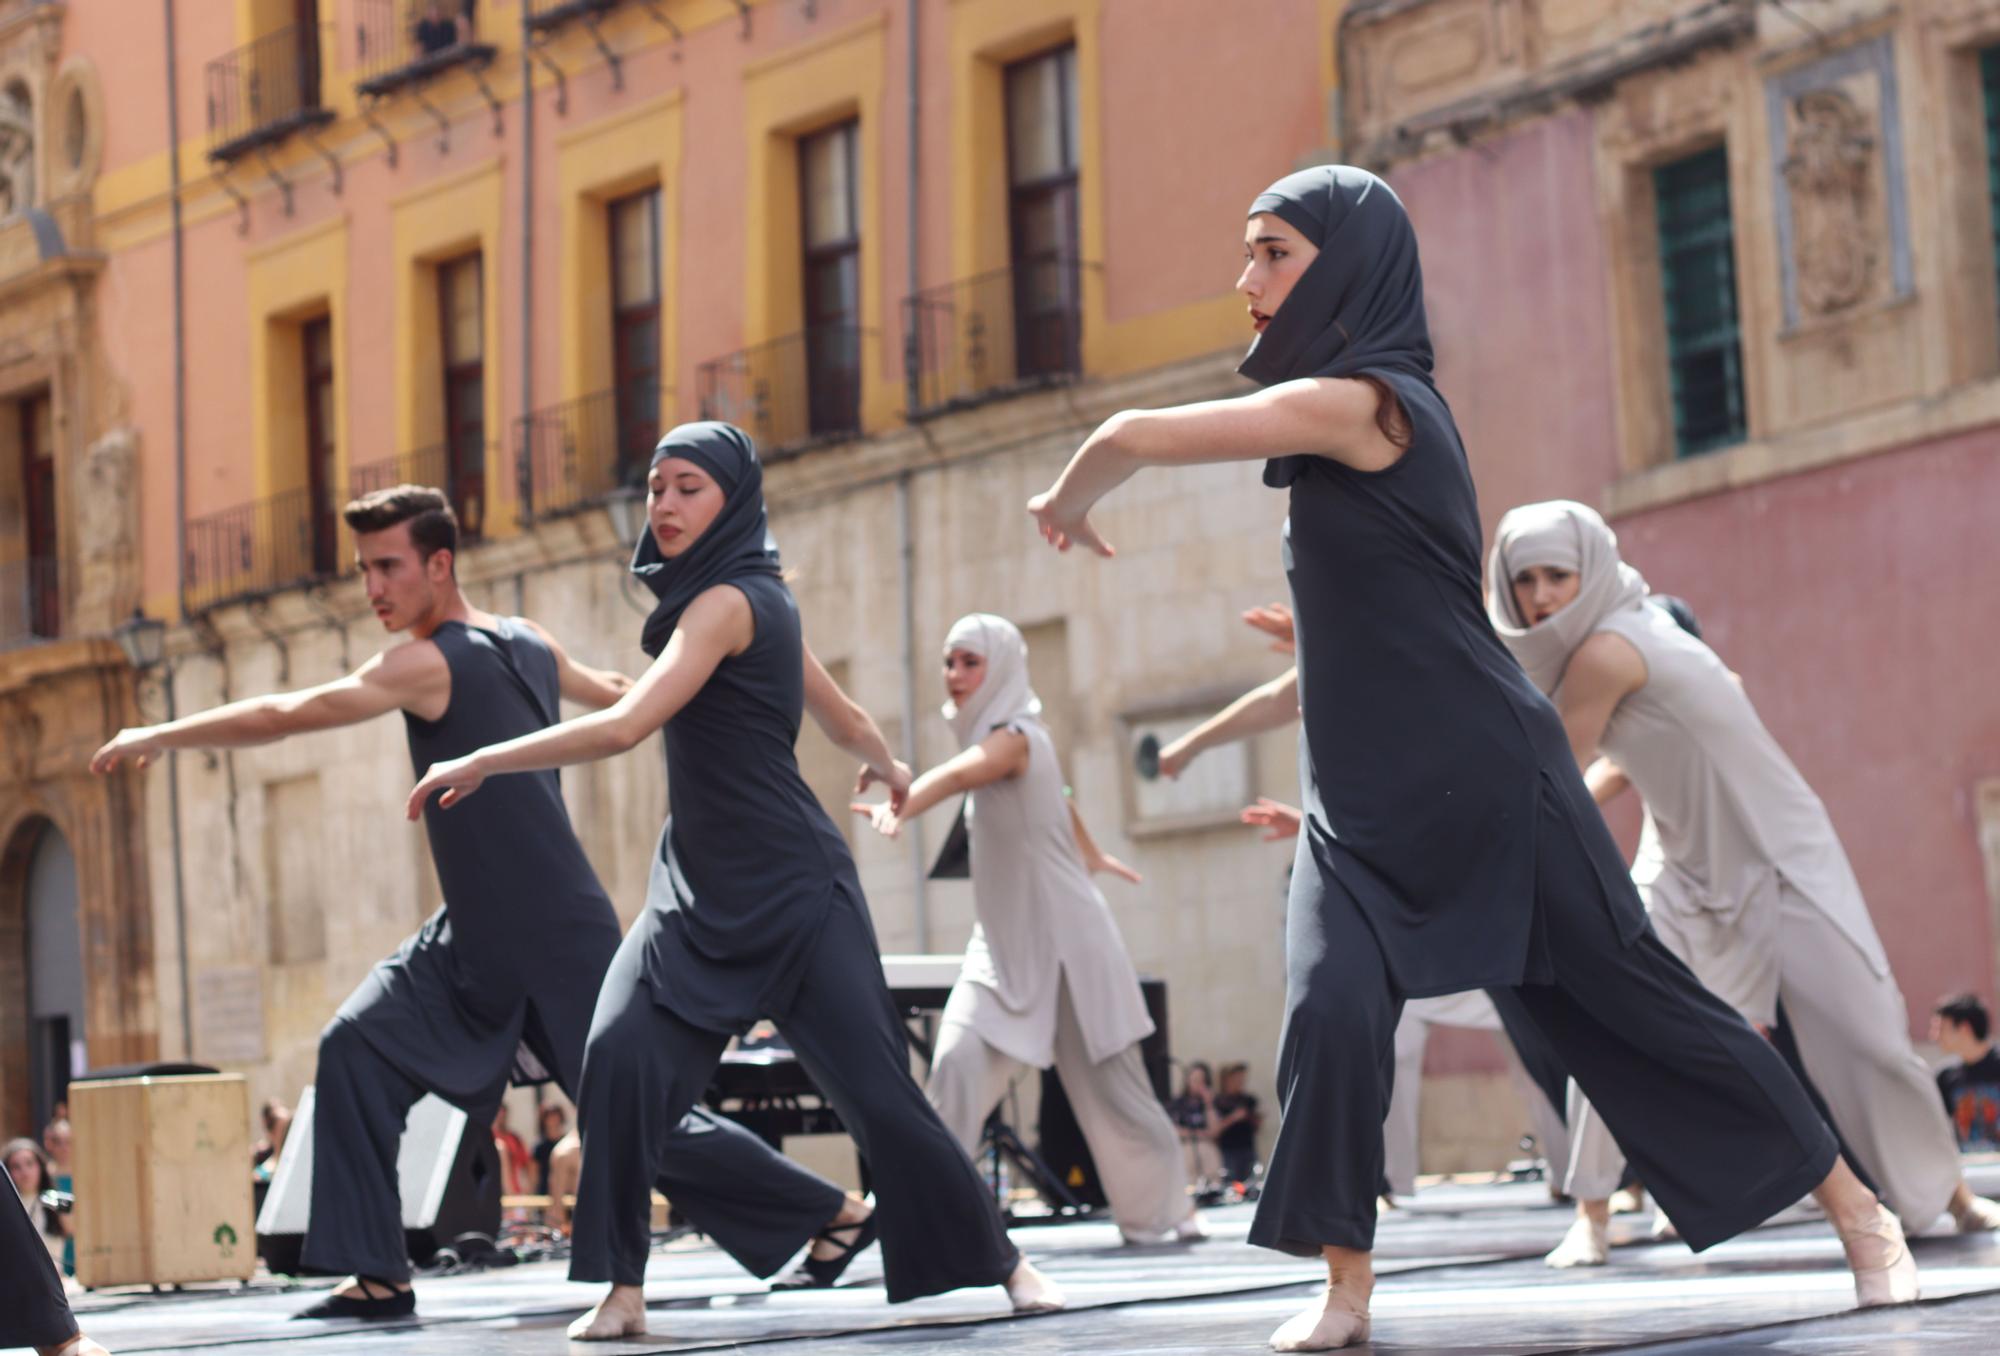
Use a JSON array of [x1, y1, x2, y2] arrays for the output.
[[438, 253, 485, 538], [301, 315, 337, 575], [1006, 45, 1081, 381], [609, 186, 662, 487], [1653, 145, 1746, 458], [19, 392, 56, 638], [800, 120, 861, 438]]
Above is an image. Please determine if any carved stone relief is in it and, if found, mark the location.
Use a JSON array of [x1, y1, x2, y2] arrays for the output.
[[1782, 89, 1879, 317], [0, 79, 31, 219]]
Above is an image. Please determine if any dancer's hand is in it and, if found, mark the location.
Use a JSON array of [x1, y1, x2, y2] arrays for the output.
[[851, 798, 904, 839], [90, 727, 163, 774], [1156, 736, 1196, 780], [1085, 850, 1143, 885], [408, 755, 487, 818], [1243, 602, 1295, 653], [1241, 797, 1303, 841], [1027, 488, 1116, 557], [854, 759, 913, 814]]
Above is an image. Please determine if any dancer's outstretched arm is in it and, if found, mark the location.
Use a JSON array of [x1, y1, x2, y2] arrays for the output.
[[801, 644, 912, 805], [406, 584, 749, 816], [851, 729, 1028, 838], [1027, 378, 1400, 556], [518, 619, 634, 709], [91, 642, 450, 772], [1158, 668, 1299, 778]]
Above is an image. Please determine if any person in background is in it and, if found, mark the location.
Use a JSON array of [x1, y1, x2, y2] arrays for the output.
[[253, 1098, 294, 1183], [533, 1103, 570, 1194], [1933, 993, 2000, 1152], [413, 0, 466, 55], [1212, 1063, 1264, 1188], [5, 1138, 64, 1271], [1169, 1062, 1222, 1191], [41, 1118, 72, 1277], [492, 1105, 534, 1199]]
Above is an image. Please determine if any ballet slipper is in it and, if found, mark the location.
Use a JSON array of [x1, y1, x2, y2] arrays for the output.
[[1650, 1209, 1679, 1242], [566, 1287, 649, 1341], [1174, 1211, 1210, 1243], [1006, 1256, 1066, 1313], [1950, 1192, 2000, 1233], [1270, 1288, 1371, 1351], [40, 1338, 111, 1356], [1544, 1214, 1609, 1268], [1842, 1204, 1919, 1308]]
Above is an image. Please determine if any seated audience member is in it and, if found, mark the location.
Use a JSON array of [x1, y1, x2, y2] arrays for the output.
[[1934, 993, 2000, 1151], [5, 1138, 64, 1270], [1211, 1062, 1264, 1187]]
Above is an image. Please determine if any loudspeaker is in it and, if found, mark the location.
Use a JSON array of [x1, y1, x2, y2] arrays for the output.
[[1035, 978, 1170, 1209], [255, 1086, 501, 1274]]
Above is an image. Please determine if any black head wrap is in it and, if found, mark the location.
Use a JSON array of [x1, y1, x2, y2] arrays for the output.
[[1236, 165, 1434, 486], [630, 421, 783, 657]]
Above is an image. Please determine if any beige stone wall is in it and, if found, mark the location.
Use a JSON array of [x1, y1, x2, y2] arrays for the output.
[[146, 350, 1542, 1179]]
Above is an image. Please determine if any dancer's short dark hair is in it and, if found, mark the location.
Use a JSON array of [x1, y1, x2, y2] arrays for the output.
[[1936, 992, 1991, 1042], [343, 484, 458, 563]]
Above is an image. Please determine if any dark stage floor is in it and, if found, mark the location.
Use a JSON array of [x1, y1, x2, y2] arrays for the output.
[[27, 1162, 2000, 1355]]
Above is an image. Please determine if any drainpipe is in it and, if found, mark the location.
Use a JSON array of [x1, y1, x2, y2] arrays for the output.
[[162, 0, 194, 1060], [518, 2, 536, 514], [899, 0, 928, 951]]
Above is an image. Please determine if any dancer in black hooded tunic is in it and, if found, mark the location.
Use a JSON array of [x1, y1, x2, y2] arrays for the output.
[[1027, 166, 1914, 1351], [1, 1183, 106, 1354], [410, 422, 1061, 1341]]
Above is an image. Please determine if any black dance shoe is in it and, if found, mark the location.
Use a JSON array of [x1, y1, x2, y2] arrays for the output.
[[772, 1213, 879, 1290], [292, 1280, 417, 1321]]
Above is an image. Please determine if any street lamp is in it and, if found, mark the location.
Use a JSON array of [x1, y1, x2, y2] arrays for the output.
[[113, 609, 166, 671], [111, 607, 192, 1062], [603, 486, 646, 549]]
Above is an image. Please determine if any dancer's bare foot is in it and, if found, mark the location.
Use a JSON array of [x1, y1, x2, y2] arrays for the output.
[[567, 1284, 649, 1341], [38, 1337, 111, 1356], [1608, 1185, 1646, 1215], [1649, 1208, 1679, 1242], [1545, 1201, 1609, 1268], [1839, 1203, 1919, 1307], [1271, 1247, 1372, 1352], [1175, 1210, 1210, 1243], [1948, 1181, 2000, 1232], [1005, 1256, 1066, 1313]]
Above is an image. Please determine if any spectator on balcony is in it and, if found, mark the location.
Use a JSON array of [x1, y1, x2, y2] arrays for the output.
[[414, 0, 469, 56]]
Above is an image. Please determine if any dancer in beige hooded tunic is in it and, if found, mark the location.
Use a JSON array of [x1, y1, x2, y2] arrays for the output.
[[855, 613, 1201, 1243], [1486, 500, 2000, 1267]]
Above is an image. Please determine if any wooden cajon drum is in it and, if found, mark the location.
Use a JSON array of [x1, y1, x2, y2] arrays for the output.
[[71, 1073, 258, 1287]]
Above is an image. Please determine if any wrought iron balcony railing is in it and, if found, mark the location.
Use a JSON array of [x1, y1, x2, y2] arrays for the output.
[[349, 439, 493, 541], [185, 487, 340, 615], [205, 24, 336, 162], [696, 325, 867, 457], [0, 556, 62, 651], [902, 257, 1090, 418], [514, 383, 671, 523], [525, 0, 619, 33], [354, 0, 499, 98]]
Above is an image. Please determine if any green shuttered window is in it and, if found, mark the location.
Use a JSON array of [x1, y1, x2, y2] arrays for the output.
[[1654, 145, 1746, 458]]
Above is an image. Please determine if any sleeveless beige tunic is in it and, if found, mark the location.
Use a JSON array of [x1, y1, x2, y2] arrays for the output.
[[942, 718, 1156, 1069], [1587, 602, 1889, 1021]]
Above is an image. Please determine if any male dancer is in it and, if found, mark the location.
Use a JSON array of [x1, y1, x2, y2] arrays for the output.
[[92, 487, 869, 1320]]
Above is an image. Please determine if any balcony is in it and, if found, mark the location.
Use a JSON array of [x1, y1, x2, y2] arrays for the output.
[[0, 556, 61, 652], [525, 0, 620, 33], [696, 325, 866, 458], [514, 383, 672, 523], [205, 24, 336, 163], [354, 0, 499, 100], [185, 488, 339, 615], [349, 440, 493, 541], [903, 258, 1088, 418]]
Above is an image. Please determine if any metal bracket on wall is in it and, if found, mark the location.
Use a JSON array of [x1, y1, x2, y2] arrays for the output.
[[581, 12, 623, 91], [529, 39, 569, 116], [301, 127, 342, 196], [244, 598, 292, 686], [361, 102, 400, 168], [471, 66, 505, 135], [252, 145, 294, 218], [635, 0, 682, 59], [302, 586, 351, 671], [802, 0, 817, 18], [212, 169, 252, 235], [730, 0, 750, 38], [413, 85, 453, 154]]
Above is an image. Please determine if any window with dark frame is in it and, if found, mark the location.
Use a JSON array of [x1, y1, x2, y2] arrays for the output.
[[800, 119, 861, 438], [1006, 44, 1081, 382], [1653, 145, 1746, 458], [438, 252, 485, 537], [302, 315, 338, 576], [609, 186, 662, 488], [19, 391, 57, 638], [1980, 46, 2000, 333]]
